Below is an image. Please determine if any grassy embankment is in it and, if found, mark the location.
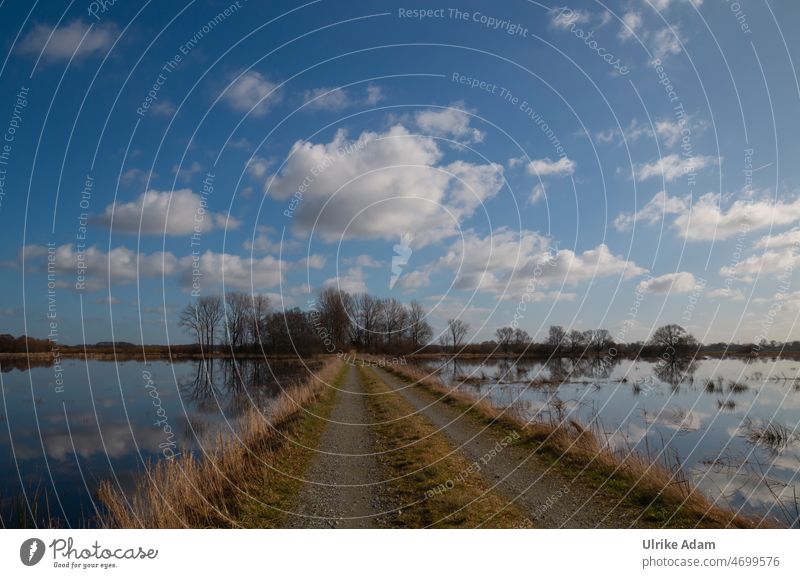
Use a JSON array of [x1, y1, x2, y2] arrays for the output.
[[372, 358, 761, 528], [357, 364, 526, 528], [100, 356, 345, 528]]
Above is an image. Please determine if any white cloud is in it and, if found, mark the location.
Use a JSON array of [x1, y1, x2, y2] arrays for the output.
[[345, 254, 383, 268], [150, 100, 176, 116], [530, 183, 546, 204], [323, 267, 367, 293], [396, 269, 431, 290], [414, 104, 484, 143], [526, 156, 576, 177], [637, 272, 698, 294], [31, 244, 178, 291], [18, 20, 116, 61], [613, 190, 690, 231], [675, 193, 800, 241], [266, 125, 503, 245], [636, 153, 717, 182], [598, 117, 707, 148], [754, 228, 800, 250], [302, 87, 350, 111], [651, 27, 683, 58], [366, 84, 384, 105], [720, 248, 800, 281], [302, 83, 384, 112], [437, 228, 646, 295], [549, 7, 591, 29], [707, 288, 745, 301], [618, 12, 643, 41], [179, 251, 285, 291], [300, 254, 326, 270], [94, 189, 236, 236], [615, 191, 800, 241], [246, 156, 273, 180], [223, 71, 280, 116]]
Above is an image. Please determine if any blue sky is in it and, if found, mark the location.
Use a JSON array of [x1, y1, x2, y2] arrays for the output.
[[1, 0, 799, 345]]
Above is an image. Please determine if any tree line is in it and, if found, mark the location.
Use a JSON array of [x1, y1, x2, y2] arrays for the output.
[[177, 289, 708, 358]]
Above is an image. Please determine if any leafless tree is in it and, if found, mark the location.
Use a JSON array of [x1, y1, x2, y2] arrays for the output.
[[446, 318, 470, 351], [179, 295, 223, 353], [225, 292, 253, 350], [547, 325, 567, 349], [495, 327, 514, 353], [317, 287, 353, 350], [407, 300, 433, 349]]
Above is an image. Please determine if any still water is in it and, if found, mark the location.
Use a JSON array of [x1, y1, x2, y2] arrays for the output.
[[0, 358, 317, 527], [417, 356, 800, 527]]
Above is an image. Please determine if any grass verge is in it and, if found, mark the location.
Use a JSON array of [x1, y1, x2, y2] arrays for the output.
[[99, 357, 345, 528], [357, 363, 526, 528], [370, 358, 760, 528]]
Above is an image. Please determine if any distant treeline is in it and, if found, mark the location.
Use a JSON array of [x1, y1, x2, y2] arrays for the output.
[[3, 290, 800, 359]]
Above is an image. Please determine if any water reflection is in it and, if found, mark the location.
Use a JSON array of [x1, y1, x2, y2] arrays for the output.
[[420, 355, 800, 527], [0, 357, 316, 527]]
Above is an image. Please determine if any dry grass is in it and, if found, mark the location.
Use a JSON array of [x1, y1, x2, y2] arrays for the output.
[[99, 356, 344, 528], [741, 419, 796, 453], [370, 357, 760, 528], [357, 364, 526, 528]]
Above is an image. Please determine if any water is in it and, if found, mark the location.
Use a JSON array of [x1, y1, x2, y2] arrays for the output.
[[0, 358, 317, 527], [416, 356, 800, 527]]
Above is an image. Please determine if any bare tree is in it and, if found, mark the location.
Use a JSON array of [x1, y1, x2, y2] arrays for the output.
[[587, 329, 614, 353], [568, 329, 587, 354], [547, 325, 567, 349], [495, 327, 514, 353], [446, 319, 470, 351], [317, 287, 353, 350], [225, 292, 253, 350], [381, 297, 407, 348], [248, 294, 270, 347], [513, 328, 530, 348], [180, 295, 223, 353], [407, 300, 433, 349]]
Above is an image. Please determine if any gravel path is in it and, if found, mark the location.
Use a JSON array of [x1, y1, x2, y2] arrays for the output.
[[367, 366, 641, 528], [287, 364, 392, 528]]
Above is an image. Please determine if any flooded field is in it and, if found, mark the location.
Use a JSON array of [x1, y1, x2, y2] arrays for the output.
[[416, 356, 800, 527], [0, 358, 319, 527]]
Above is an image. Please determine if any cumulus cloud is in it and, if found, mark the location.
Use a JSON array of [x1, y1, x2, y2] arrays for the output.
[[720, 248, 800, 281], [323, 267, 367, 293], [615, 191, 800, 241], [94, 189, 236, 236], [436, 228, 646, 295], [265, 125, 503, 245], [179, 251, 285, 291], [414, 104, 484, 143], [525, 156, 576, 177], [637, 272, 698, 294], [618, 12, 643, 41], [754, 228, 800, 250], [613, 190, 690, 231], [223, 71, 280, 116], [18, 20, 116, 61], [675, 193, 800, 241], [636, 153, 717, 182], [29, 244, 178, 291]]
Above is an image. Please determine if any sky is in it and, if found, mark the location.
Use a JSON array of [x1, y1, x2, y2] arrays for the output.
[[0, 0, 799, 346]]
